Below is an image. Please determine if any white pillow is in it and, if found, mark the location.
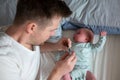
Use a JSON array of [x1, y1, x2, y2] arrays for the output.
[[0, 0, 17, 26]]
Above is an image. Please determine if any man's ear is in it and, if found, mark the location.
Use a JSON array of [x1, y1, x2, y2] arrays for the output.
[[25, 22, 37, 33]]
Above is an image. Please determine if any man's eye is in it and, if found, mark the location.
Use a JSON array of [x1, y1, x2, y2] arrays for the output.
[[50, 30, 54, 32]]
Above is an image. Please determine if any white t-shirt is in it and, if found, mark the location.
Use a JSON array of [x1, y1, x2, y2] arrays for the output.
[[0, 32, 40, 80]]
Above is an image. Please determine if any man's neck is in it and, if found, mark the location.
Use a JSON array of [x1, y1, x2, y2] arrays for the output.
[[6, 25, 33, 50]]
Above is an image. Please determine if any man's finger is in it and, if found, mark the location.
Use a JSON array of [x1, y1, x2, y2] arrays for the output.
[[60, 52, 69, 60], [67, 38, 72, 48], [66, 52, 76, 62]]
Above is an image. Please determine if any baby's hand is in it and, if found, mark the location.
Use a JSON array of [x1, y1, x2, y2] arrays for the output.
[[100, 31, 107, 36]]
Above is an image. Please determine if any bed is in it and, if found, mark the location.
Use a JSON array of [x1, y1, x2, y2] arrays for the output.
[[0, 0, 120, 80], [39, 0, 120, 80]]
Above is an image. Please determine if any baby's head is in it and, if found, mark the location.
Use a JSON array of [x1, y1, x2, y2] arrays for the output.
[[73, 28, 94, 43]]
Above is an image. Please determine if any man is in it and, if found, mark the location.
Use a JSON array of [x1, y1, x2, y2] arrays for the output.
[[0, 0, 77, 80]]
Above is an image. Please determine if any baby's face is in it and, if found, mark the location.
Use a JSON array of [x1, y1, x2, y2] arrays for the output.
[[73, 29, 89, 43]]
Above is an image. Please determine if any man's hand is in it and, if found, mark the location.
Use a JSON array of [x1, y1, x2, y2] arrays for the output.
[[48, 52, 77, 80], [57, 37, 72, 51]]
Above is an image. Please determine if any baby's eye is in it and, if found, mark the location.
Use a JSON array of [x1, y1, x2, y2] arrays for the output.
[[85, 38, 88, 41], [77, 32, 80, 34]]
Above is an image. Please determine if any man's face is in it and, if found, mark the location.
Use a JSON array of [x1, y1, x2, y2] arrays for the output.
[[31, 16, 62, 45]]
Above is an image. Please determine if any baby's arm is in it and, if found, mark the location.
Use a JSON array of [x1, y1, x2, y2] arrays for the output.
[[92, 31, 107, 52]]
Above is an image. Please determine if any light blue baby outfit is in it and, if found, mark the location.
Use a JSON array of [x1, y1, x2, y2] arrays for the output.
[[70, 36, 106, 80], [55, 36, 106, 80]]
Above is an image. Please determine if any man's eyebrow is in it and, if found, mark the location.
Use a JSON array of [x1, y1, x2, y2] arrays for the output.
[[53, 28, 58, 30]]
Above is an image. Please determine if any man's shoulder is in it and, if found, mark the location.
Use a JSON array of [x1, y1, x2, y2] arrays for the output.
[[0, 32, 13, 55], [0, 44, 14, 55], [0, 26, 9, 32]]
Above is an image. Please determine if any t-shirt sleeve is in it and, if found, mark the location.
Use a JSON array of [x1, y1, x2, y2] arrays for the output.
[[0, 56, 21, 80]]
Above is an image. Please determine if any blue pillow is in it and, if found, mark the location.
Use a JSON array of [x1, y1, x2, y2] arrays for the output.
[[62, 21, 120, 35], [47, 24, 62, 43]]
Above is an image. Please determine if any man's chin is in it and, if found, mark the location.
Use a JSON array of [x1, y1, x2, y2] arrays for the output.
[[39, 42, 45, 45], [39, 38, 49, 45]]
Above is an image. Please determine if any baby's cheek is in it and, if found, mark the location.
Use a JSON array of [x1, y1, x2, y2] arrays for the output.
[[74, 36, 79, 42]]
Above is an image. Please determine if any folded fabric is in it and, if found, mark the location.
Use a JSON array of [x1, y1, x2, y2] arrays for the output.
[[62, 21, 120, 34], [64, 0, 120, 29]]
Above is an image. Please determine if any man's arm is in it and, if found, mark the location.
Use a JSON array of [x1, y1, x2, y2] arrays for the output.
[[40, 42, 61, 53], [40, 38, 71, 53]]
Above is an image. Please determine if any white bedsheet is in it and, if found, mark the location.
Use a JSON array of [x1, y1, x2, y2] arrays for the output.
[[38, 30, 120, 80]]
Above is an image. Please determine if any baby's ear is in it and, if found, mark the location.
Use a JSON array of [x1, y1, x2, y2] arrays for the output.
[[90, 38, 93, 43], [90, 35, 94, 42], [85, 38, 89, 42], [89, 38, 93, 43]]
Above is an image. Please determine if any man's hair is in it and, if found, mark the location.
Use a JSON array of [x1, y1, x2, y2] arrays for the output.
[[13, 0, 72, 26]]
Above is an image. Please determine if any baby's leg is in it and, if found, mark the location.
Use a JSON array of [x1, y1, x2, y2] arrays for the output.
[[86, 71, 96, 80], [63, 73, 72, 80]]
